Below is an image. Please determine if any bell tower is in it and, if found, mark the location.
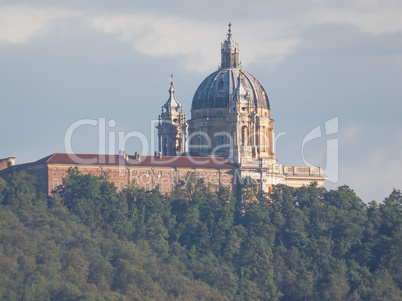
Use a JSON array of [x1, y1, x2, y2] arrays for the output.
[[157, 76, 187, 156]]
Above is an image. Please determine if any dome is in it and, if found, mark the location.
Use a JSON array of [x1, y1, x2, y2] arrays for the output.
[[186, 23, 275, 163], [191, 23, 270, 112], [191, 68, 270, 111]]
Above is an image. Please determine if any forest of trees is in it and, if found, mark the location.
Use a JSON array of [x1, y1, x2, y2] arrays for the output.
[[0, 169, 401, 300]]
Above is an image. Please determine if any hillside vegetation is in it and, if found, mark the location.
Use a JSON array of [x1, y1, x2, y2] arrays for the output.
[[0, 169, 401, 300]]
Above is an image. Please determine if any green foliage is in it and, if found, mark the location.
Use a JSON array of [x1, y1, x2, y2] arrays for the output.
[[0, 170, 401, 300]]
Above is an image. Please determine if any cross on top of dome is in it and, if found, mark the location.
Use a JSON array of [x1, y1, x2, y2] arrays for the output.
[[227, 22, 232, 39]]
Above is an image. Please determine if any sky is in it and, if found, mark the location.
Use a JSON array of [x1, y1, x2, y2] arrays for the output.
[[0, 0, 401, 202]]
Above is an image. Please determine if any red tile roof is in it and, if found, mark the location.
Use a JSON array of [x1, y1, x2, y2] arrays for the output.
[[35, 153, 236, 169]]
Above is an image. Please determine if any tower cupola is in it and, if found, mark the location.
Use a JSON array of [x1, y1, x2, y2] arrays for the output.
[[157, 76, 187, 156], [163, 78, 182, 114], [221, 22, 240, 69]]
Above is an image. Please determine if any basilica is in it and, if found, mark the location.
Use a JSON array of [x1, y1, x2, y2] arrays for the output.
[[0, 24, 326, 195], [155, 23, 326, 192]]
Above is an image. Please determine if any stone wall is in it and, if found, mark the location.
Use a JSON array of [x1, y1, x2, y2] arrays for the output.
[[46, 164, 234, 195]]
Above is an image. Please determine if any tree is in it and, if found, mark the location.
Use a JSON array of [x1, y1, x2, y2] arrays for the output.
[[1, 171, 402, 300]]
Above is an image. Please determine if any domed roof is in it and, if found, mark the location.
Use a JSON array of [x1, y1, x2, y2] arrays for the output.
[[191, 23, 270, 112], [191, 68, 270, 111], [163, 76, 182, 112]]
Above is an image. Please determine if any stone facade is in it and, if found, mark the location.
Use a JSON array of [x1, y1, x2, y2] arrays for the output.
[[0, 152, 325, 195], [1, 153, 235, 195]]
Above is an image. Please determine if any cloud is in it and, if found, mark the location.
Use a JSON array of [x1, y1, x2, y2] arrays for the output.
[[1, 1, 401, 73], [88, 0, 402, 72], [3, 1, 401, 72], [234, 20, 301, 67], [89, 14, 220, 72], [0, 5, 81, 44], [307, 0, 402, 35], [89, 15, 301, 72]]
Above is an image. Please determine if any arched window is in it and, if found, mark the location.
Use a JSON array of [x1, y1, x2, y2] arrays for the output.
[[241, 126, 248, 146], [172, 142, 177, 154], [266, 128, 271, 153], [256, 129, 260, 150], [215, 130, 225, 147], [232, 126, 236, 145], [163, 137, 168, 155], [261, 126, 266, 151]]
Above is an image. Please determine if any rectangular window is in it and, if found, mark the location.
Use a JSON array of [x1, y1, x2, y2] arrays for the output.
[[53, 179, 58, 189], [170, 183, 174, 191], [120, 182, 124, 191], [214, 184, 218, 192], [158, 171, 162, 178], [146, 170, 150, 178], [146, 183, 150, 191]]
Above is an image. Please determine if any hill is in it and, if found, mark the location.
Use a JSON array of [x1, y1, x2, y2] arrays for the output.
[[0, 169, 401, 300]]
